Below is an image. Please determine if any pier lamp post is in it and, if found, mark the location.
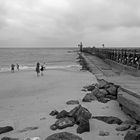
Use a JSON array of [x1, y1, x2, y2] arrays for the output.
[[78, 42, 83, 52]]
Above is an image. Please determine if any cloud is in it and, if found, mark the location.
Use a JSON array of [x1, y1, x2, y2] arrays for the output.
[[0, 0, 140, 47]]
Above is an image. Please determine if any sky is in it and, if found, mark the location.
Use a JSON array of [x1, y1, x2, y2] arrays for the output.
[[0, 0, 140, 48]]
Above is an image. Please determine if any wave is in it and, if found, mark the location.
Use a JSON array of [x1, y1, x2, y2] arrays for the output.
[[0, 64, 81, 73]]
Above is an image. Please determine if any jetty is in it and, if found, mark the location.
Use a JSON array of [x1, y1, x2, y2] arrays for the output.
[[78, 45, 140, 123]]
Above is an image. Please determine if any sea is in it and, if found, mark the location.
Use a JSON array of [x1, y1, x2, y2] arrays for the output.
[[0, 48, 80, 72]]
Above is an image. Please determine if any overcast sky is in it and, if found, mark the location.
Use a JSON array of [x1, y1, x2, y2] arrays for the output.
[[0, 0, 140, 48]]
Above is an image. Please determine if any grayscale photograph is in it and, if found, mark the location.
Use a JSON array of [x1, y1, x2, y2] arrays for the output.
[[0, 0, 140, 140]]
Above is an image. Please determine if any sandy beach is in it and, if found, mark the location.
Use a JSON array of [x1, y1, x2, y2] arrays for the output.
[[0, 67, 130, 140]]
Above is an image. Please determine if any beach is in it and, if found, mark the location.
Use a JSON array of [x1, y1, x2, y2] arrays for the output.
[[0, 66, 130, 140]]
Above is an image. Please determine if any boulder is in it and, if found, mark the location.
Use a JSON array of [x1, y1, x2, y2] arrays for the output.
[[99, 131, 110, 136], [105, 94, 117, 100], [82, 93, 97, 102], [97, 97, 110, 103], [92, 116, 122, 125], [55, 117, 75, 129], [124, 130, 140, 140], [106, 84, 118, 96], [0, 126, 14, 134], [45, 132, 83, 140], [77, 117, 90, 134], [130, 125, 138, 131], [91, 88, 101, 96], [96, 89, 107, 98], [123, 120, 137, 125], [1, 137, 19, 140], [66, 100, 79, 105], [116, 124, 131, 131], [136, 127, 140, 132], [49, 110, 59, 116], [68, 105, 92, 121], [68, 105, 81, 118], [83, 84, 96, 91], [99, 89, 108, 96], [56, 110, 69, 119], [97, 79, 108, 89], [73, 105, 92, 123], [50, 124, 57, 130]]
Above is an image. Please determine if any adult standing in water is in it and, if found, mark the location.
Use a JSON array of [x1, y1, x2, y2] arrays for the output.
[[16, 63, 19, 71], [36, 62, 40, 76], [11, 64, 15, 73]]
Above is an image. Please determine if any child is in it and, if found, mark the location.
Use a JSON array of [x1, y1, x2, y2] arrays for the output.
[[40, 65, 45, 76]]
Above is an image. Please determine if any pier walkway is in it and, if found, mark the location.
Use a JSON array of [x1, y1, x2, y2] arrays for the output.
[[80, 52, 140, 122]]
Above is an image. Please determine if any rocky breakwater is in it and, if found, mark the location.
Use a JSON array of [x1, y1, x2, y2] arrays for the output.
[[50, 105, 92, 134], [82, 79, 119, 103]]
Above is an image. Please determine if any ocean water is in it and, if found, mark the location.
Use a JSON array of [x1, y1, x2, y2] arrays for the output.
[[0, 48, 79, 72]]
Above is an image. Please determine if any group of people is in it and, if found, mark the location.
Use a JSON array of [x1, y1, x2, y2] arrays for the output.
[[11, 63, 19, 73], [11, 62, 45, 76], [36, 62, 45, 76]]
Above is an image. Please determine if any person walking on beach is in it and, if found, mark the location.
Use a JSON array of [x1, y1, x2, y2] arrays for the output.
[[11, 64, 15, 73], [36, 62, 40, 76], [16, 63, 19, 71], [40, 64, 45, 76]]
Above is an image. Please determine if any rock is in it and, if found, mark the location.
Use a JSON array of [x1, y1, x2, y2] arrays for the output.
[[99, 131, 110, 136], [1, 137, 19, 140], [97, 79, 108, 89], [130, 125, 138, 130], [84, 84, 96, 91], [18, 126, 38, 133], [0, 126, 14, 134], [136, 127, 140, 132], [81, 89, 87, 92], [124, 130, 140, 140], [56, 110, 69, 119], [55, 117, 75, 129], [91, 88, 101, 96], [92, 116, 122, 125], [45, 132, 83, 140], [105, 94, 117, 100], [66, 100, 79, 105], [68, 105, 92, 122], [82, 93, 97, 102], [74, 105, 92, 124], [49, 110, 59, 116], [50, 124, 57, 130], [77, 117, 90, 134], [40, 117, 46, 120], [116, 124, 131, 131], [123, 120, 137, 125], [99, 89, 108, 96], [97, 97, 110, 103], [68, 105, 81, 118], [96, 89, 107, 98], [106, 84, 118, 96]]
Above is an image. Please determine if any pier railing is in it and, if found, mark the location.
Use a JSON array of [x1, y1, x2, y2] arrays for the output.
[[82, 47, 140, 70]]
